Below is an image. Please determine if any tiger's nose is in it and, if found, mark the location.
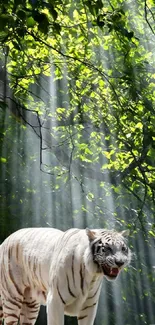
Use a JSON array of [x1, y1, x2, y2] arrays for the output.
[[115, 261, 124, 267]]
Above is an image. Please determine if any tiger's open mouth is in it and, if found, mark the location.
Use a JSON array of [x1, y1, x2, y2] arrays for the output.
[[102, 264, 119, 278]]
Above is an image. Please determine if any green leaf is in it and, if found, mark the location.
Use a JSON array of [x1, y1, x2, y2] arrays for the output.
[[0, 157, 7, 163], [87, 192, 94, 201], [26, 16, 36, 28], [149, 230, 155, 237]]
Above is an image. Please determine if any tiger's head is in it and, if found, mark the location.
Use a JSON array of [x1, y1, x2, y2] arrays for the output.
[[86, 228, 131, 281]]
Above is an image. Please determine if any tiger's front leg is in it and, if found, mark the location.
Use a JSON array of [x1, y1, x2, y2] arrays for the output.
[[77, 301, 99, 325], [77, 281, 102, 325], [47, 290, 64, 325]]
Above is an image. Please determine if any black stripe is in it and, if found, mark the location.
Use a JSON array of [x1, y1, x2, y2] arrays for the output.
[[78, 315, 87, 320], [91, 242, 96, 256], [5, 313, 19, 319], [82, 302, 97, 310], [80, 264, 84, 295], [88, 283, 101, 299], [3, 304, 14, 311], [2, 272, 22, 307], [3, 296, 21, 309], [66, 275, 76, 298], [25, 301, 39, 308], [72, 253, 75, 286], [57, 285, 66, 304], [91, 240, 101, 258]]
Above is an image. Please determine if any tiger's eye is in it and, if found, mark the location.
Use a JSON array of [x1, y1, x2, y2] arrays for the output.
[[122, 246, 127, 252]]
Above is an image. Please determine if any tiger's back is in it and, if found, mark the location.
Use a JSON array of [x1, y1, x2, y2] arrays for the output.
[[0, 227, 131, 325], [0, 228, 62, 302]]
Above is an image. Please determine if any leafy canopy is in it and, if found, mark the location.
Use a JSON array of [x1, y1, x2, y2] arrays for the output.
[[0, 0, 155, 233]]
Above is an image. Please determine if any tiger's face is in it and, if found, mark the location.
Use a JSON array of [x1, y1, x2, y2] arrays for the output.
[[86, 228, 131, 281]]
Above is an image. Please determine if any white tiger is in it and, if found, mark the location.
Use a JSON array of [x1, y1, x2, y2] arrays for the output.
[[0, 227, 131, 325]]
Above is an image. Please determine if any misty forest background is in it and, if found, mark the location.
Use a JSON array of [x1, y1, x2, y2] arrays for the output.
[[0, 0, 155, 324]]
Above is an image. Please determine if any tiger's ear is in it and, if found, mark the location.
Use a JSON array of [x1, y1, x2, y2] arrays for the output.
[[86, 228, 96, 241], [121, 229, 130, 237]]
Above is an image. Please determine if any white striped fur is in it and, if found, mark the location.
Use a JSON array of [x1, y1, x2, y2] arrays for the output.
[[0, 227, 131, 325]]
